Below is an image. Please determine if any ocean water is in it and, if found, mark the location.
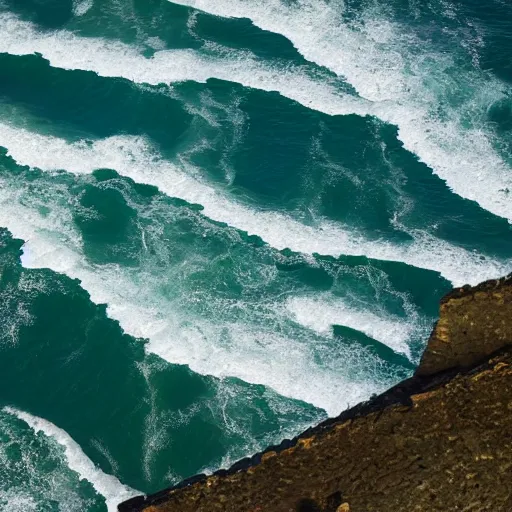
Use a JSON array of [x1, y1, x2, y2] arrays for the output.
[[0, 0, 511, 509]]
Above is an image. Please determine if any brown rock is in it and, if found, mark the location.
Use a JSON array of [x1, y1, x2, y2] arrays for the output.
[[416, 273, 512, 376]]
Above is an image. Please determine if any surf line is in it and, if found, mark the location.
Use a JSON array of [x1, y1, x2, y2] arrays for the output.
[[0, 123, 508, 286], [3, 407, 139, 512]]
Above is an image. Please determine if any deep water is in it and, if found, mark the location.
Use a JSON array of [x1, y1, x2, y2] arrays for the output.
[[0, 0, 511, 510]]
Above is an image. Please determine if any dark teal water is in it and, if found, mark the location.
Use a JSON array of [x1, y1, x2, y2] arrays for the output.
[[0, 0, 511, 510]]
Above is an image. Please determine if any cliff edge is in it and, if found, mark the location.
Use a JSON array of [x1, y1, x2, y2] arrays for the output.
[[119, 274, 512, 512]]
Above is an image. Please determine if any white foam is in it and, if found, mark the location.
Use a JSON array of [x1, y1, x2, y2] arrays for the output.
[[73, 0, 93, 16], [0, 408, 88, 512], [285, 295, 420, 358], [0, 11, 366, 118], [3, 407, 138, 512], [169, 0, 512, 223], [0, 172, 392, 415], [0, 10, 509, 221], [0, 493, 37, 512], [0, 123, 508, 287], [0, 123, 510, 416]]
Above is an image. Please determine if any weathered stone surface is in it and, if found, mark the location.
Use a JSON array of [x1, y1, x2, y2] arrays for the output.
[[416, 273, 512, 376], [119, 275, 512, 512]]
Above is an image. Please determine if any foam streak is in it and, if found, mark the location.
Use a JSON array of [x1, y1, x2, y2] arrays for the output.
[[3, 407, 138, 512], [169, 0, 512, 222], [0, 123, 507, 286], [0, 179, 385, 414], [0, 12, 366, 117], [286, 296, 417, 358], [1, 10, 509, 220]]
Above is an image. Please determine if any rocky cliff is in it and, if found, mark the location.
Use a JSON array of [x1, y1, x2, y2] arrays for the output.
[[118, 274, 512, 512]]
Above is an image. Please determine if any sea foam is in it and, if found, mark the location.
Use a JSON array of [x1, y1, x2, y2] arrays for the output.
[[0, 172, 395, 415], [1, 10, 510, 223], [169, 0, 512, 223], [72, 0, 93, 16], [0, 123, 507, 287], [285, 295, 423, 359], [0, 122, 442, 415], [0, 12, 366, 117], [3, 407, 138, 512], [0, 124, 508, 414]]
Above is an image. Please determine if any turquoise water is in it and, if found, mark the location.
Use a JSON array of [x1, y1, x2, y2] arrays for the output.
[[0, 0, 511, 509]]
